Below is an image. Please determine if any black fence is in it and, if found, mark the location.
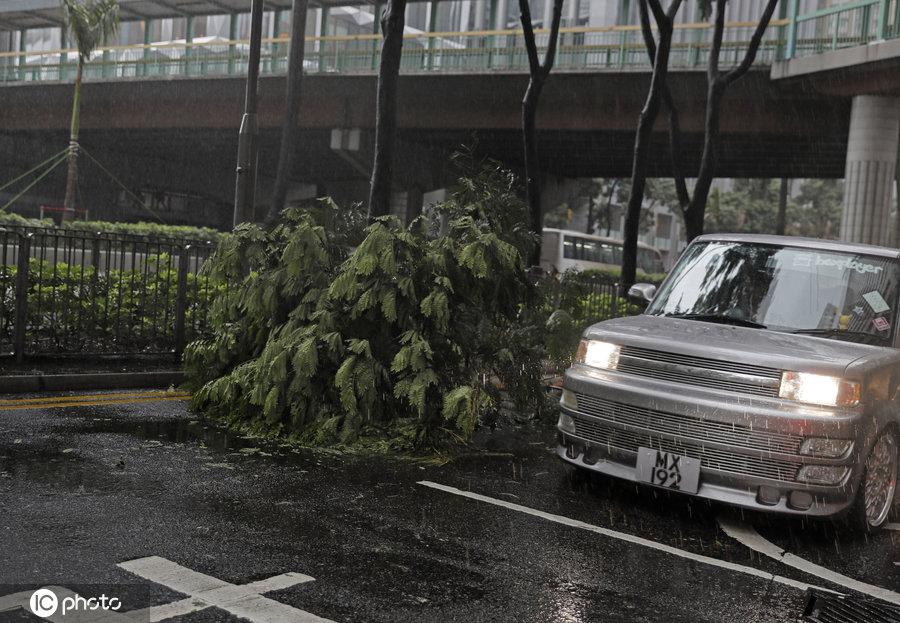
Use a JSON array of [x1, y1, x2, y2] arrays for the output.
[[0, 226, 220, 361], [545, 271, 642, 326]]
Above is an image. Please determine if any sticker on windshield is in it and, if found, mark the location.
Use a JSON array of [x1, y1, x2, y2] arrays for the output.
[[863, 291, 890, 313], [853, 305, 864, 315], [873, 316, 891, 332]]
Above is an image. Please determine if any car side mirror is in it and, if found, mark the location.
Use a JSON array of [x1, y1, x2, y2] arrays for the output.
[[627, 283, 657, 307]]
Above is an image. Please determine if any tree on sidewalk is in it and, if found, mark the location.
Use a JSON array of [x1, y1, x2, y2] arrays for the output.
[[620, 0, 681, 290], [61, 0, 119, 222], [367, 0, 408, 221], [519, 0, 565, 266], [267, 0, 310, 224], [621, 0, 779, 288], [680, 0, 780, 241]]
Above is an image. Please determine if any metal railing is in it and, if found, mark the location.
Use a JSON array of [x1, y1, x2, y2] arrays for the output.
[[0, 226, 220, 360], [1, 1, 897, 83], [0, 19, 791, 82], [785, 0, 900, 58]]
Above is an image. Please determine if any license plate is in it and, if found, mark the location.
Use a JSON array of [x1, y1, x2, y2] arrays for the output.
[[636, 448, 701, 495]]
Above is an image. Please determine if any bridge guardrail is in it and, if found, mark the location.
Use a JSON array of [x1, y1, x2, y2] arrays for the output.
[[0, 226, 221, 361], [0, 20, 791, 82]]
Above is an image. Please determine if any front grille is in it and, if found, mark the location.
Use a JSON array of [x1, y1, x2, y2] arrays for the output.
[[616, 345, 783, 398], [804, 589, 900, 623], [572, 414, 802, 482], [575, 393, 804, 455], [618, 346, 782, 379]]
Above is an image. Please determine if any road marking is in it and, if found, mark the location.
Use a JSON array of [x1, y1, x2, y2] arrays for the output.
[[0, 395, 189, 411], [418, 481, 834, 594], [885, 523, 900, 532], [717, 516, 900, 606], [0, 559, 334, 622], [119, 556, 334, 623], [0, 390, 188, 407]]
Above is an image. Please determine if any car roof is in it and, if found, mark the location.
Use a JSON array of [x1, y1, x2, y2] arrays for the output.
[[693, 233, 900, 260]]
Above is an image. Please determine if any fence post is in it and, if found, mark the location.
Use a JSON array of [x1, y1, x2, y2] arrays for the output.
[[609, 279, 619, 319], [785, 0, 799, 59], [13, 234, 30, 363], [173, 246, 190, 356]]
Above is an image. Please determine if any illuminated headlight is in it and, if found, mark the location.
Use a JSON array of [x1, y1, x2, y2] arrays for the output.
[[800, 438, 853, 458], [557, 411, 576, 434], [575, 340, 620, 371], [796, 465, 849, 486], [778, 371, 860, 408]]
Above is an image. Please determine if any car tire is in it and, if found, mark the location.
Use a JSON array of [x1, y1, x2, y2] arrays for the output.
[[847, 426, 898, 533]]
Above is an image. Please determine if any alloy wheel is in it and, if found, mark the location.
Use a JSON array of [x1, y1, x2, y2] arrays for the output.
[[864, 431, 898, 528]]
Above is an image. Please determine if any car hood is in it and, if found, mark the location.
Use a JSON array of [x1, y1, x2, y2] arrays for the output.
[[585, 314, 885, 377]]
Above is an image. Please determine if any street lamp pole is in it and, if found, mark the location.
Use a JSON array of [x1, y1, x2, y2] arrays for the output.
[[233, 0, 265, 227]]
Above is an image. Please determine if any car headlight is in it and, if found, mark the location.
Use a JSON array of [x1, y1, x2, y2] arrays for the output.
[[778, 371, 860, 408], [575, 340, 620, 371]]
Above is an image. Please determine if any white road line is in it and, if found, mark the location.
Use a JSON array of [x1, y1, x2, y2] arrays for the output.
[[885, 523, 900, 532], [418, 481, 834, 594], [119, 556, 330, 623], [717, 516, 900, 606]]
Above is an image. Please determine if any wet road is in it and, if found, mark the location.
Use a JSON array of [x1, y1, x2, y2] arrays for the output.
[[0, 391, 897, 622]]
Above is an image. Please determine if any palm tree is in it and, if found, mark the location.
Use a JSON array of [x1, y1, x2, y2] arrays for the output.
[[60, 0, 119, 221]]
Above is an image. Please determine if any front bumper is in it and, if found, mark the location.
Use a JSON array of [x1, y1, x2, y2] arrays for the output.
[[558, 366, 866, 518]]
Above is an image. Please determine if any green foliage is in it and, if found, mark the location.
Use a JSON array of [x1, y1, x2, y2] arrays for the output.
[[185, 163, 547, 449], [705, 179, 843, 239], [61, 0, 119, 61], [0, 212, 221, 243], [0, 255, 218, 352]]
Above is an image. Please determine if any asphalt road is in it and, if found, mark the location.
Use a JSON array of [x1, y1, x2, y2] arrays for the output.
[[0, 390, 897, 622]]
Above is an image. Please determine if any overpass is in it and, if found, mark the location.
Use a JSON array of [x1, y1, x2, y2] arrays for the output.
[[0, 0, 898, 240]]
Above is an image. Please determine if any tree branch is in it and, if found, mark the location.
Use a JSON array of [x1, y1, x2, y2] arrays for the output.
[[722, 0, 779, 86], [540, 0, 565, 75], [638, 0, 657, 60], [518, 0, 541, 76], [646, 0, 668, 29], [708, 0, 726, 83]]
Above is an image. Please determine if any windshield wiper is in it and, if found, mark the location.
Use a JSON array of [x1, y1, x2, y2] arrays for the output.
[[791, 328, 887, 345], [661, 313, 767, 329]]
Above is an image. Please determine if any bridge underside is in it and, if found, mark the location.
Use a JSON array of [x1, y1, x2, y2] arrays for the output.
[[0, 70, 854, 228]]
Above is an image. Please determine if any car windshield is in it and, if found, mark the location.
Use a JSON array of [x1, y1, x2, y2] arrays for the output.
[[646, 241, 900, 345]]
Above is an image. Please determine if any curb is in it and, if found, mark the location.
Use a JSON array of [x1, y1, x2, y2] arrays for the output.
[[0, 371, 185, 394]]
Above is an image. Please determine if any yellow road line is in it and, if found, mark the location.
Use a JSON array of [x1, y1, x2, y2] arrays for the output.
[[0, 391, 190, 407], [0, 395, 190, 411]]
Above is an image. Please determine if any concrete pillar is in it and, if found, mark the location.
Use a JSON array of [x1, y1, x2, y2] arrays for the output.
[[840, 95, 900, 246]]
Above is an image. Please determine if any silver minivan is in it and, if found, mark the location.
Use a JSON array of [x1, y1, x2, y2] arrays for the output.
[[558, 234, 899, 531]]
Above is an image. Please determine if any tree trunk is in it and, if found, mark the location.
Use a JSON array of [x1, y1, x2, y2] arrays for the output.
[[776, 177, 788, 235], [679, 0, 779, 241], [367, 0, 407, 221], [267, 0, 309, 224], [621, 1, 677, 290], [683, 82, 723, 241], [522, 75, 545, 265], [62, 59, 83, 222]]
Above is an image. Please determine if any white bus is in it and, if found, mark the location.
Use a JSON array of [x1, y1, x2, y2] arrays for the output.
[[540, 228, 665, 275]]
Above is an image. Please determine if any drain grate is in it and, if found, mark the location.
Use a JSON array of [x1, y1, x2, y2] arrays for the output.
[[804, 590, 900, 623]]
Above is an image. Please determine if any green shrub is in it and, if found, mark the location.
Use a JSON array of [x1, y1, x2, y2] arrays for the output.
[[185, 161, 547, 449], [0, 212, 221, 244], [576, 266, 667, 285], [0, 256, 219, 353]]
